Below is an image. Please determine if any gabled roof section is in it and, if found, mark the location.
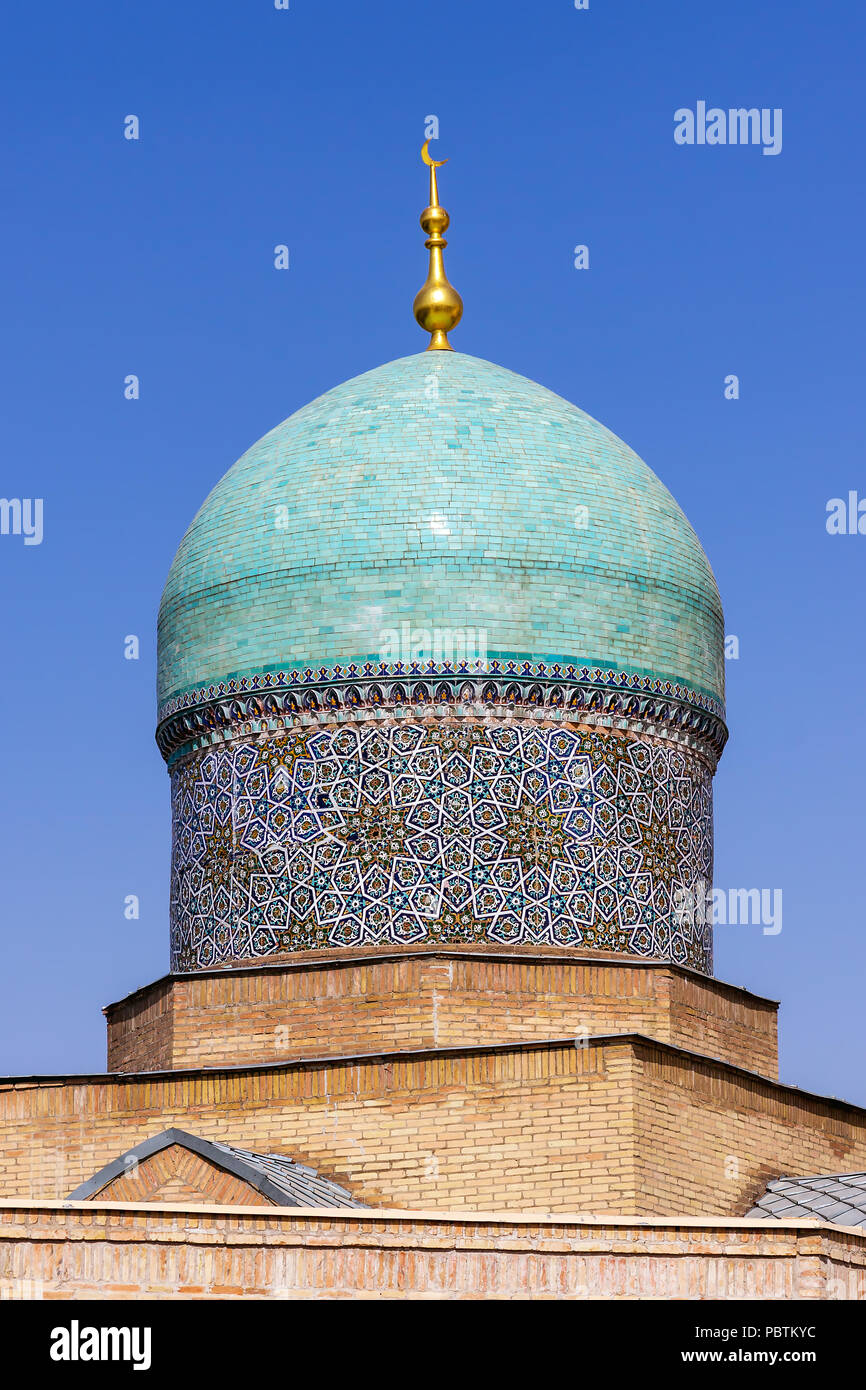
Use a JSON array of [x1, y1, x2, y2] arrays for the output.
[[66, 1129, 367, 1208], [746, 1172, 866, 1228]]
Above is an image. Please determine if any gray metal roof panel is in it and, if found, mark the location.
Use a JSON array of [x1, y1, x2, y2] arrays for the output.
[[833, 1209, 866, 1226], [212, 1141, 367, 1207], [824, 1183, 861, 1199], [746, 1172, 866, 1229], [68, 1129, 368, 1209]]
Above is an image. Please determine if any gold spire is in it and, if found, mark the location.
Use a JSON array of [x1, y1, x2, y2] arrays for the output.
[[413, 141, 463, 351]]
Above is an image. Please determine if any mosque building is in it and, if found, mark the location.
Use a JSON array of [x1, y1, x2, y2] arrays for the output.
[[1, 149, 865, 1300]]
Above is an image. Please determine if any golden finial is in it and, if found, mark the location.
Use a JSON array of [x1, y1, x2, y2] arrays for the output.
[[413, 141, 463, 351]]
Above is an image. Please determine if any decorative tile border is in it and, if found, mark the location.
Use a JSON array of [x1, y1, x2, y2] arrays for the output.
[[157, 669, 728, 770], [159, 658, 725, 725]]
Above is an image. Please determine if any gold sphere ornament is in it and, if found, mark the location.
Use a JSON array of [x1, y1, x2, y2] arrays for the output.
[[413, 142, 463, 350]]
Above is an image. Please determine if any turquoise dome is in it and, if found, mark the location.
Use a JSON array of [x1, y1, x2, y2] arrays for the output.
[[157, 352, 724, 719]]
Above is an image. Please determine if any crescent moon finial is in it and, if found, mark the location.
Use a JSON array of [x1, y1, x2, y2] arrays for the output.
[[413, 142, 462, 351], [421, 140, 448, 170]]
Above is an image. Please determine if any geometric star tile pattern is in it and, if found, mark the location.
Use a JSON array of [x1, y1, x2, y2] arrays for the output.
[[170, 721, 713, 974]]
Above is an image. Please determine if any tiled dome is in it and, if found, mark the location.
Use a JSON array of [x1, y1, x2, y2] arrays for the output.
[[157, 352, 724, 720]]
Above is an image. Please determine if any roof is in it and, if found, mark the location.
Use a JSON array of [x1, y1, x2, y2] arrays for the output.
[[66, 1128, 367, 1209], [207, 1139, 368, 1208], [157, 351, 724, 721], [746, 1173, 866, 1228]]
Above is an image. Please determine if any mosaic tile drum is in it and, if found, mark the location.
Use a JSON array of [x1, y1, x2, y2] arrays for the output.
[[157, 351, 726, 974]]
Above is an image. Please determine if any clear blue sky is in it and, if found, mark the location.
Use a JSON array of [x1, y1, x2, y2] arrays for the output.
[[1, 1, 864, 1103]]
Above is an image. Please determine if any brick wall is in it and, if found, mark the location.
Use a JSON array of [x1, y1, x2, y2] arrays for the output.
[[0, 1040, 637, 1214], [1, 1035, 863, 1218], [106, 978, 174, 1073], [633, 1041, 866, 1218], [94, 1145, 272, 1207], [665, 969, 777, 1072], [0, 1202, 863, 1300], [105, 948, 779, 1078]]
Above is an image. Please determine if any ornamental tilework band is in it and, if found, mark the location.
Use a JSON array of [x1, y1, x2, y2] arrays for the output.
[[155, 666, 728, 770], [169, 721, 714, 974], [157, 658, 725, 726]]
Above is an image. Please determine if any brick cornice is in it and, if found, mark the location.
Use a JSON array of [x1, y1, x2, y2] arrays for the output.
[[2, 1203, 863, 1301], [0, 1197, 861, 1239], [102, 947, 779, 1017], [1, 1031, 861, 1124]]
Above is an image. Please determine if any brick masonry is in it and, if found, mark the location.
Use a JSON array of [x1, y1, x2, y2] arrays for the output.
[[91, 1145, 274, 1207], [0, 1203, 863, 1300], [104, 947, 779, 1079], [2, 1035, 863, 1220]]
